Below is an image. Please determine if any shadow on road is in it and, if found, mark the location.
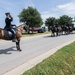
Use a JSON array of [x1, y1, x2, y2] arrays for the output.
[[44, 35, 56, 38], [0, 46, 16, 55]]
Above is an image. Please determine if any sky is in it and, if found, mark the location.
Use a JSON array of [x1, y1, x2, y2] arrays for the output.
[[0, 0, 75, 28]]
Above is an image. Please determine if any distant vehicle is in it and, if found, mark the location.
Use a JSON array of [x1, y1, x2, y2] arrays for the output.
[[29, 27, 46, 33], [38, 27, 46, 33], [29, 27, 39, 31]]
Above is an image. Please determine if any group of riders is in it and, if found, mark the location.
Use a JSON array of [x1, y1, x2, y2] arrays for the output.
[[3, 12, 74, 42], [48, 23, 74, 37]]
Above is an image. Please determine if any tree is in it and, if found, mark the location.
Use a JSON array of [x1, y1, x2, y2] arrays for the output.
[[58, 15, 73, 26], [45, 17, 56, 26], [45, 17, 57, 30], [18, 7, 43, 33]]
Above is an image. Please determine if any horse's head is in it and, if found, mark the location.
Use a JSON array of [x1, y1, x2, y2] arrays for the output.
[[17, 24, 29, 33], [23, 24, 29, 32]]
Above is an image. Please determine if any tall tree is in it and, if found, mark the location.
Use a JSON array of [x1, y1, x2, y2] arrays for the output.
[[45, 17, 56, 26], [58, 15, 73, 26], [45, 17, 57, 30], [18, 7, 43, 32]]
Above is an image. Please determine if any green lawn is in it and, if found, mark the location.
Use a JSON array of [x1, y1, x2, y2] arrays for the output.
[[22, 42, 75, 75], [22, 31, 50, 37]]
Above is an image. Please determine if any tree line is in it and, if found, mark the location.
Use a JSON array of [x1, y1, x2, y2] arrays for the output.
[[18, 6, 74, 29]]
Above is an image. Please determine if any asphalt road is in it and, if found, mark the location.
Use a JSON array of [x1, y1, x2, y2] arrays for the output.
[[0, 33, 75, 75]]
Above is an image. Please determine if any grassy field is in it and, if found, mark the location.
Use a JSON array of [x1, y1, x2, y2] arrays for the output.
[[22, 42, 75, 75], [22, 31, 50, 37]]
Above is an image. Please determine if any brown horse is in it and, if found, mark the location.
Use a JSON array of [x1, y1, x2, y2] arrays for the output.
[[0, 24, 29, 51]]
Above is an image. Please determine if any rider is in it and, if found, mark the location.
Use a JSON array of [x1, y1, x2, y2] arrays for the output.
[[5, 12, 18, 42]]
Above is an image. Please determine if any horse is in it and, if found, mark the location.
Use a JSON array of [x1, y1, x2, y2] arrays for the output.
[[0, 24, 29, 51], [49, 25, 60, 37]]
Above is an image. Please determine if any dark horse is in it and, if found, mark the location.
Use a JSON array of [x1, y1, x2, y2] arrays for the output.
[[49, 25, 73, 37], [49, 25, 62, 37], [0, 24, 29, 51]]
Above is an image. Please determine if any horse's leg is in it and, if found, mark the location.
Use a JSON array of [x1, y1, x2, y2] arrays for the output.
[[16, 39, 22, 51], [52, 32, 54, 37], [56, 31, 58, 36], [51, 31, 53, 37]]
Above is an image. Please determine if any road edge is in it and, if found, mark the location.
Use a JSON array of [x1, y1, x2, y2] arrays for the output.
[[3, 39, 75, 75]]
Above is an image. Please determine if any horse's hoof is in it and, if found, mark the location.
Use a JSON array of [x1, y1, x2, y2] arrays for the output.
[[19, 49, 22, 51], [17, 49, 22, 51]]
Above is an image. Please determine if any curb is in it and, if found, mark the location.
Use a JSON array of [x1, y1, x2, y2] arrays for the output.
[[3, 39, 75, 75]]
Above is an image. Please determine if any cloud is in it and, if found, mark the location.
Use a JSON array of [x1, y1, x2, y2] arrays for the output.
[[41, 2, 75, 23], [56, 2, 75, 15], [41, 11, 58, 22]]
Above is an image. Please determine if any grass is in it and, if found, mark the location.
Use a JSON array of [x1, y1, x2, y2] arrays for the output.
[[22, 42, 75, 75], [22, 31, 50, 37]]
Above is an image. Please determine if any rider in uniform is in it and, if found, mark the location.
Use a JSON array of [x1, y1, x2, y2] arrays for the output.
[[5, 12, 18, 42]]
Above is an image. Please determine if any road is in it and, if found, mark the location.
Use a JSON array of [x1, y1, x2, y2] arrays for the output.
[[0, 33, 75, 75]]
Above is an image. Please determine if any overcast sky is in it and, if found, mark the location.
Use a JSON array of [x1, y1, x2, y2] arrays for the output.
[[0, 0, 75, 28]]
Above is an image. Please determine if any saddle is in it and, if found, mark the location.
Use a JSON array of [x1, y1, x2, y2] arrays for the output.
[[4, 30, 11, 38], [4, 28, 16, 39]]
